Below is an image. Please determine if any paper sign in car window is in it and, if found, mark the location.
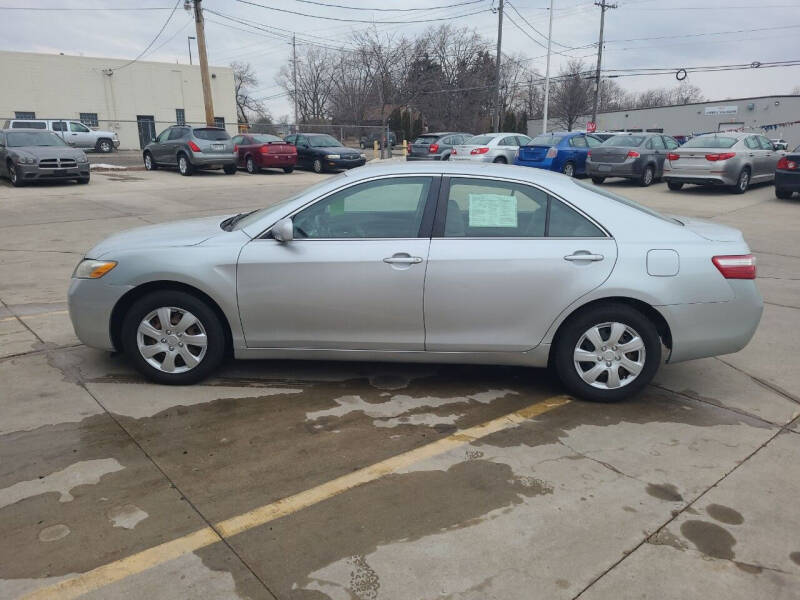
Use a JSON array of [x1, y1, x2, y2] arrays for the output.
[[468, 193, 517, 227]]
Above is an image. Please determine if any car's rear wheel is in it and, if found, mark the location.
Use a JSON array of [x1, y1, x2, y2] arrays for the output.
[[639, 165, 654, 187], [96, 139, 113, 153], [122, 290, 225, 385], [283, 166, 294, 174], [775, 187, 793, 199], [312, 158, 324, 173], [562, 162, 575, 177], [591, 176, 605, 184], [223, 164, 237, 175], [731, 168, 749, 194], [553, 303, 661, 402], [143, 152, 157, 171], [667, 181, 683, 191], [441, 153, 450, 161], [245, 156, 258, 174], [178, 154, 194, 176], [8, 162, 25, 187], [493, 156, 507, 164]]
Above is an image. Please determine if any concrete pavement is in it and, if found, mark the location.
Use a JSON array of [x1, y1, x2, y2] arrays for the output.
[[1, 169, 799, 599]]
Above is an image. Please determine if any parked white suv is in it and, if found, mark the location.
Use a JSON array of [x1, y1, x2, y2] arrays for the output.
[[2, 119, 119, 153]]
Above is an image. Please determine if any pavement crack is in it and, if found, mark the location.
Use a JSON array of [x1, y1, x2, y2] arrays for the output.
[[715, 357, 800, 406], [763, 300, 800, 310], [0, 247, 82, 255], [556, 439, 643, 483]]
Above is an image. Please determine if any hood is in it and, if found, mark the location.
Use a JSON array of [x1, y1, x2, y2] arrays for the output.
[[677, 216, 745, 242], [15, 146, 87, 160], [87, 214, 232, 258]]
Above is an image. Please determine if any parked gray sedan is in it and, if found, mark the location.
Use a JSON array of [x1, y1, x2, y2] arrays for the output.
[[143, 125, 237, 176], [68, 162, 762, 402], [663, 132, 781, 193], [451, 133, 531, 164], [0, 129, 90, 187], [406, 132, 473, 161], [587, 133, 680, 186]]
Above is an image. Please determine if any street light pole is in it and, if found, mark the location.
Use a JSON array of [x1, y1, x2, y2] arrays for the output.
[[187, 35, 196, 65]]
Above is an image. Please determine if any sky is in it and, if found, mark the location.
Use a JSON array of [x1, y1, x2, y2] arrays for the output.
[[2, 0, 799, 121]]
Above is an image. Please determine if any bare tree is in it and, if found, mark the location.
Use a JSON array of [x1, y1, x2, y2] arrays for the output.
[[231, 62, 268, 124], [277, 46, 335, 123], [550, 59, 593, 131]]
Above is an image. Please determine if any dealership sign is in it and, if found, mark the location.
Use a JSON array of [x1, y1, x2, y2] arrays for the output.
[[704, 105, 738, 116]]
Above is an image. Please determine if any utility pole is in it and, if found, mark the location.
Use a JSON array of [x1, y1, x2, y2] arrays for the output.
[[187, 35, 195, 65], [292, 33, 298, 133], [492, 0, 504, 133], [191, 0, 215, 126], [542, 0, 554, 134], [591, 0, 616, 125]]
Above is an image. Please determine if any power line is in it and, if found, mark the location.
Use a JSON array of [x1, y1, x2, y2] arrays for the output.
[[505, 1, 574, 50], [287, 0, 485, 11], [108, 0, 182, 71], [144, 17, 194, 58], [605, 23, 800, 44]]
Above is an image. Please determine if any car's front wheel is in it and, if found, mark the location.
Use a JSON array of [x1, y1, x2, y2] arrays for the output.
[[8, 162, 25, 187], [122, 290, 225, 385], [96, 139, 113, 153], [312, 158, 324, 173], [553, 303, 661, 402], [143, 152, 157, 171]]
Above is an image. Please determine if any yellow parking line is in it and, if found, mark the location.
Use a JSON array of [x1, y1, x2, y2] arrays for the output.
[[22, 394, 571, 600]]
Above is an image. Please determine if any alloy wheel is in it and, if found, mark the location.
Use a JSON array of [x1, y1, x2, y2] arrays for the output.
[[643, 167, 653, 185], [739, 171, 749, 192], [247, 157, 255, 173], [10, 164, 17, 184], [313, 159, 323, 173], [136, 306, 207, 374], [179, 157, 188, 174], [573, 321, 646, 390], [144, 154, 152, 170], [100, 141, 111, 153], [563, 163, 574, 177]]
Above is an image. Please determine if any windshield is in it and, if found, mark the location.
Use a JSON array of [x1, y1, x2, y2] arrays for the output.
[[193, 128, 230, 141], [7, 131, 67, 147], [530, 135, 564, 146], [682, 135, 737, 149], [604, 135, 645, 147], [465, 135, 496, 145], [308, 135, 341, 147], [252, 134, 282, 143], [573, 179, 679, 224]]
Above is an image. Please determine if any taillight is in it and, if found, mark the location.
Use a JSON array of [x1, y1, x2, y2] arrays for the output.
[[587, 150, 592, 158], [188, 140, 201, 152], [233, 144, 238, 152], [471, 147, 489, 155], [429, 143, 439, 153], [627, 150, 640, 158], [545, 147, 557, 158], [712, 255, 756, 280], [777, 156, 797, 170], [452, 148, 457, 155], [705, 152, 736, 161], [260, 145, 270, 154], [666, 152, 680, 161]]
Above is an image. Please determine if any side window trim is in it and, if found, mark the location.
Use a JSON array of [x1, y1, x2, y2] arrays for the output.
[[432, 175, 611, 239]]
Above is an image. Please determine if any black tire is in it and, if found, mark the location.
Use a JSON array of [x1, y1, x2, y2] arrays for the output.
[[8, 162, 25, 187], [76, 176, 90, 184], [731, 168, 750, 194], [223, 163, 237, 175], [441, 153, 450, 161], [283, 166, 294, 174], [775, 187, 792, 199], [591, 176, 605, 184], [493, 156, 507, 164], [96, 138, 113, 153], [553, 303, 662, 402], [639, 165, 654, 187], [667, 181, 683, 191], [178, 153, 194, 176], [245, 156, 258, 174], [121, 290, 226, 385], [143, 152, 157, 171], [562, 162, 575, 177], [312, 158, 324, 173]]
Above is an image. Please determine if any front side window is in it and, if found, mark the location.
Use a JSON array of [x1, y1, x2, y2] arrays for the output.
[[69, 122, 90, 133], [51, 121, 67, 132], [516, 135, 532, 146], [744, 136, 760, 150], [307, 135, 341, 147], [757, 136, 774, 150], [663, 136, 679, 150], [292, 177, 433, 239], [499, 136, 518, 146], [156, 129, 171, 143], [586, 135, 603, 147]]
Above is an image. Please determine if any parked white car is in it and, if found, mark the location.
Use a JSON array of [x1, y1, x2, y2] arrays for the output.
[[451, 133, 531, 164], [2, 119, 119, 153]]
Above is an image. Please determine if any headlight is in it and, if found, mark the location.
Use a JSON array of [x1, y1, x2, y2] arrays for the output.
[[19, 156, 36, 164], [325, 154, 340, 159], [360, 153, 367, 159], [77, 154, 88, 163], [73, 259, 117, 279]]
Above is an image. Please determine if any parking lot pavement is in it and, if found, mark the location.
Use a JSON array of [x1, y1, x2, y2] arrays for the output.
[[1, 171, 799, 599]]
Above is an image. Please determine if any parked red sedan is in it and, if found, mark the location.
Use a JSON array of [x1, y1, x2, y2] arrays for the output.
[[232, 134, 297, 174]]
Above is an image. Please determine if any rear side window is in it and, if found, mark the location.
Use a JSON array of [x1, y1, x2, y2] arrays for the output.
[[168, 127, 186, 141], [51, 121, 67, 132], [650, 136, 665, 149], [466, 135, 496, 145], [193, 128, 230, 141], [548, 200, 604, 237], [569, 136, 587, 148], [744, 137, 760, 150], [12, 121, 46, 129]]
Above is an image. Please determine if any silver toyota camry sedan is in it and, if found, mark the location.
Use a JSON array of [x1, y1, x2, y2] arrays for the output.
[[68, 163, 762, 402]]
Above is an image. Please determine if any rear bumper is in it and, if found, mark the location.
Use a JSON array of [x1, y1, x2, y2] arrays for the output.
[[406, 154, 445, 161], [586, 160, 641, 178], [775, 170, 800, 191], [514, 157, 556, 170], [663, 163, 739, 186], [189, 152, 237, 167], [658, 280, 763, 363], [256, 155, 297, 168]]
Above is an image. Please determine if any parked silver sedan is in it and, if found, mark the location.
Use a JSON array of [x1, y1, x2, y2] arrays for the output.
[[451, 133, 531, 163], [663, 132, 782, 193], [68, 163, 762, 402]]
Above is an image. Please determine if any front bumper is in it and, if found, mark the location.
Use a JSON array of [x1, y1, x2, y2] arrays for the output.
[[658, 280, 763, 363], [113, 139, 121, 149], [18, 163, 90, 180], [326, 157, 366, 169], [775, 170, 800, 191], [68, 278, 134, 351], [189, 152, 237, 167]]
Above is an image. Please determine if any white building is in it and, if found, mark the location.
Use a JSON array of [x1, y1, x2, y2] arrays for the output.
[[0, 50, 237, 150]]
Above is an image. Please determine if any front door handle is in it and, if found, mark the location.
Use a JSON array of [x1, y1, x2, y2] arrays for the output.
[[564, 252, 604, 262], [383, 255, 423, 265]]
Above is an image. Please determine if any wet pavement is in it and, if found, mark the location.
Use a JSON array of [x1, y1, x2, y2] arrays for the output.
[[1, 171, 799, 599]]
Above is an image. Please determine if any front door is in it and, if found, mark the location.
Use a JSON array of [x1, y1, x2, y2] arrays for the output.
[[424, 176, 617, 352], [237, 175, 438, 349], [137, 115, 156, 150], [67, 121, 94, 148]]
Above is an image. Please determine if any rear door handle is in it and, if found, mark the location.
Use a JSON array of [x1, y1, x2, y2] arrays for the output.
[[383, 255, 423, 264], [564, 253, 604, 262]]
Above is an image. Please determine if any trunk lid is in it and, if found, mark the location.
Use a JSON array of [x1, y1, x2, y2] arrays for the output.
[[590, 147, 630, 163], [519, 145, 550, 161], [410, 136, 440, 156], [678, 216, 745, 242]]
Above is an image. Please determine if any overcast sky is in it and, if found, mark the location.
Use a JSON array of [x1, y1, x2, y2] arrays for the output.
[[3, 0, 799, 120]]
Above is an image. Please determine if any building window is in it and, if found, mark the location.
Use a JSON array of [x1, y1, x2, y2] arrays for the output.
[[15, 111, 35, 119], [176, 109, 185, 126], [214, 117, 225, 128], [80, 112, 99, 127]]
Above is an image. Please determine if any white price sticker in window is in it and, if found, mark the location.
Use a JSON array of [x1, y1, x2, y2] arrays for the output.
[[468, 194, 517, 228]]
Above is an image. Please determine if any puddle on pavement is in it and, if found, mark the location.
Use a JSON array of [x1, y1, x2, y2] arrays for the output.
[[705, 503, 744, 525], [645, 483, 683, 502], [680, 520, 737, 561]]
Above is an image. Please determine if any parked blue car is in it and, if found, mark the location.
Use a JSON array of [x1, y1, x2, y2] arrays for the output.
[[514, 131, 603, 177]]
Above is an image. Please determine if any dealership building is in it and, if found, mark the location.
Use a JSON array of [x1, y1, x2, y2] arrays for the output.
[[0, 50, 237, 150], [527, 95, 800, 148]]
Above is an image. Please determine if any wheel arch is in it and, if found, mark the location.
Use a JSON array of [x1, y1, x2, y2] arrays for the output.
[[110, 280, 234, 357]]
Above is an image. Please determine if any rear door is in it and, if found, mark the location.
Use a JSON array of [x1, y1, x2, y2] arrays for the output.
[[424, 176, 616, 351], [498, 136, 519, 162], [67, 121, 94, 148]]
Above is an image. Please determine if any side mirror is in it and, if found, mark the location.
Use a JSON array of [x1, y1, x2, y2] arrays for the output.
[[272, 217, 294, 242]]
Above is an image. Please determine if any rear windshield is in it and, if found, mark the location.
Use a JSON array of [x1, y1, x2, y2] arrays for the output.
[[414, 135, 440, 144], [465, 135, 496, 145], [7, 131, 66, 147], [604, 135, 645, 146], [193, 128, 230, 141], [530, 135, 564, 146], [573, 179, 678, 224], [682, 135, 737, 148], [252, 134, 282, 143]]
